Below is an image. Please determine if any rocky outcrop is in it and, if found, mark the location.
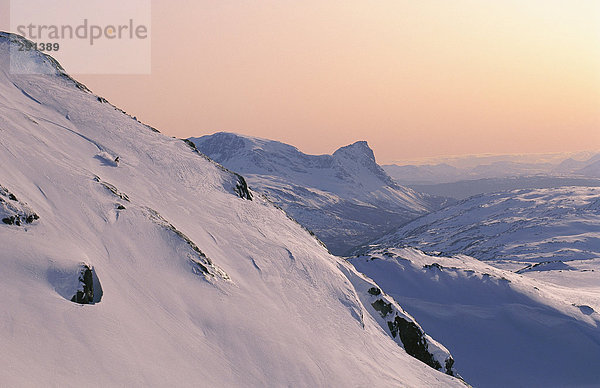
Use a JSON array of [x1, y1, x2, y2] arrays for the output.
[[71, 264, 95, 304], [234, 174, 253, 200], [144, 207, 231, 281], [93, 176, 130, 201], [0, 185, 39, 226], [338, 264, 458, 378]]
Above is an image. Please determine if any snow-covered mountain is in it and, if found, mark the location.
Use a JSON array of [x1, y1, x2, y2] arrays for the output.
[[190, 132, 445, 255], [0, 32, 463, 387], [349, 247, 600, 388], [362, 187, 600, 270]]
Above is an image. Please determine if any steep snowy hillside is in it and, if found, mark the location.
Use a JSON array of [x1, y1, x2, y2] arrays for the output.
[[349, 248, 600, 388], [363, 187, 600, 271], [0, 33, 463, 387], [190, 132, 445, 255]]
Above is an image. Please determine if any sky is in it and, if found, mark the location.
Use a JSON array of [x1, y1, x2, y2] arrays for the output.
[[3, 0, 600, 164]]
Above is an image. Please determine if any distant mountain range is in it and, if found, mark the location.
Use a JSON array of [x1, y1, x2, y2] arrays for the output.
[[191, 132, 449, 255], [384, 152, 600, 186], [384, 153, 600, 199]]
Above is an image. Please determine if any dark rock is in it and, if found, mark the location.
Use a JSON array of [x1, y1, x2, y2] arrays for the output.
[[182, 138, 198, 150], [94, 176, 130, 201], [234, 174, 253, 200], [371, 299, 393, 317], [368, 287, 381, 296], [70, 265, 94, 304], [445, 357, 455, 376], [2, 215, 21, 226], [387, 316, 443, 372], [25, 213, 39, 223], [2, 214, 38, 226]]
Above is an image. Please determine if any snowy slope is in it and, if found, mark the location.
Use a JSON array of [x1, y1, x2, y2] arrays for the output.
[[349, 247, 600, 388], [0, 32, 463, 387], [190, 132, 444, 255], [363, 187, 600, 270]]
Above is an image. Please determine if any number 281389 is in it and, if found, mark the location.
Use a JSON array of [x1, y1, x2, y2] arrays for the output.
[[19, 42, 60, 52]]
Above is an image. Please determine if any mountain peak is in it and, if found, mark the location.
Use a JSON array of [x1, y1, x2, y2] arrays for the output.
[[333, 141, 376, 162]]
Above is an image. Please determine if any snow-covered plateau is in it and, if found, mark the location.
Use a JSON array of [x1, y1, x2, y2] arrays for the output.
[[0, 32, 464, 387]]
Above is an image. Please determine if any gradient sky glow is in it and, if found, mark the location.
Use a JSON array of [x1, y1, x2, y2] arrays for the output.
[[4, 0, 600, 163]]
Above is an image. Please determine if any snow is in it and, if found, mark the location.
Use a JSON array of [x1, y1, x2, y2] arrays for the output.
[[350, 185, 600, 386], [0, 32, 462, 387], [364, 187, 600, 268], [190, 132, 444, 255], [350, 247, 600, 387]]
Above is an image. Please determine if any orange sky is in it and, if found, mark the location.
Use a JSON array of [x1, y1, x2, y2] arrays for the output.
[[4, 1, 600, 163]]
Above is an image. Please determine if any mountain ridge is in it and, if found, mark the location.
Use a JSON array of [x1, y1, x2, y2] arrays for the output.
[[191, 132, 447, 255]]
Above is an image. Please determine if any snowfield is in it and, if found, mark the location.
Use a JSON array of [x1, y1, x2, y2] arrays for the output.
[[350, 248, 600, 387], [352, 185, 600, 386], [0, 32, 463, 387], [364, 187, 600, 269]]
